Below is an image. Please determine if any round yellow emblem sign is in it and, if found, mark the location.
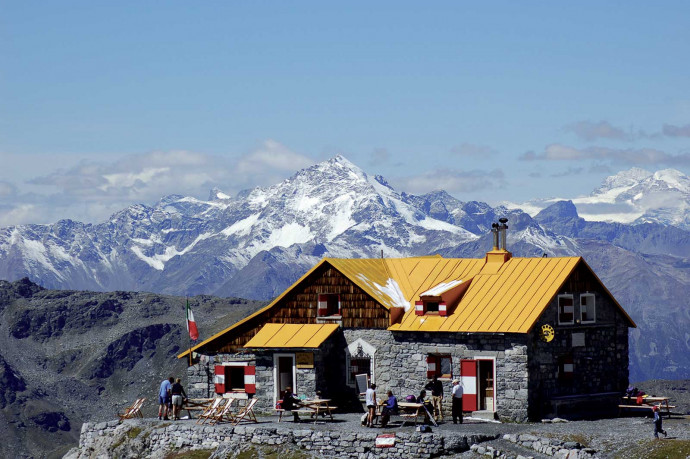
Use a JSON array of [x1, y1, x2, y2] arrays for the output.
[[539, 324, 555, 343]]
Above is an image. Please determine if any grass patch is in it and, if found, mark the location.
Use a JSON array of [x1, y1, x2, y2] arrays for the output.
[[235, 445, 313, 459], [163, 449, 214, 459], [127, 427, 143, 439], [614, 439, 690, 459]]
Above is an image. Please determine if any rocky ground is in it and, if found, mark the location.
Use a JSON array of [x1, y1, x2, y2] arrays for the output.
[[0, 278, 265, 459]]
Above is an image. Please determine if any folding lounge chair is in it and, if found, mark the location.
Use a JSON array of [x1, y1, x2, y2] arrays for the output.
[[209, 398, 236, 425], [196, 398, 225, 425], [118, 398, 146, 420], [232, 398, 258, 425]]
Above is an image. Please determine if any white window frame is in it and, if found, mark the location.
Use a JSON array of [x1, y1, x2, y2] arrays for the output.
[[580, 293, 596, 324], [557, 294, 575, 325]]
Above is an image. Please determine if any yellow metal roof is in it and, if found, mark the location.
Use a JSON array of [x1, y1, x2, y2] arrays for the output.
[[390, 256, 583, 333], [244, 323, 340, 348]]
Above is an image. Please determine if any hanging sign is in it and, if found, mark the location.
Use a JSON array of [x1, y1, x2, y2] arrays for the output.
[[296, 352, 314, 368]]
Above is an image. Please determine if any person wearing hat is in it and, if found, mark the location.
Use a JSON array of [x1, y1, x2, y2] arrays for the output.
[[451, 379, 463, 424], [653, 405, 667, 438]]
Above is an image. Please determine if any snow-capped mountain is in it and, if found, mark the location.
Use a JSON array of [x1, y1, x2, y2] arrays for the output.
[[510, 167, 690, 229], [1, 156, 689, 381]]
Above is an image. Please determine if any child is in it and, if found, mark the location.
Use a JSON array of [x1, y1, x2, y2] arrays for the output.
[[653, 405, 667, 439]]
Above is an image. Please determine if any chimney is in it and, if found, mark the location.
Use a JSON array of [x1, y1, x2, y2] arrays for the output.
[[491, 223, 499, 251], [498, 217, 508, 251]]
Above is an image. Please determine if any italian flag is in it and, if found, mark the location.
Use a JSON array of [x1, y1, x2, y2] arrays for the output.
[[186, 299, 199, 341]]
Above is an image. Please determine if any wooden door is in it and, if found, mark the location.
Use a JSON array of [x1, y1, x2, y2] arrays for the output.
[[460, 359, 477, 411]]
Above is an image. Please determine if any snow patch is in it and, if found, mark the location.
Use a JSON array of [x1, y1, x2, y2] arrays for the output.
[[222, 214, 260, 237]]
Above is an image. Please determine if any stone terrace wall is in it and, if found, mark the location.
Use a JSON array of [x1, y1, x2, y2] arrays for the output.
[[65, 420, 498, 459]]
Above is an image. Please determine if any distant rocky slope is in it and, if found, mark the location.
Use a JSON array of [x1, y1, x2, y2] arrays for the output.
[[0, 157, 688, 381], [0, 278, 264, 459]]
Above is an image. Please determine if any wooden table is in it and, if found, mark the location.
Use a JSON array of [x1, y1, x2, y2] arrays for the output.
[[620, 396, 673, 417], [397, 402, 424, 427], [301, 398, 336, 423]]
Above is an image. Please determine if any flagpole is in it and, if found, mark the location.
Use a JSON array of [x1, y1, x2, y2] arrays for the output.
[[187, 297, 193, 367]]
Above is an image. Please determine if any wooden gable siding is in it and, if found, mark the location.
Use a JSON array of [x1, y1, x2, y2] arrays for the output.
[[203, 263, 389, 354]]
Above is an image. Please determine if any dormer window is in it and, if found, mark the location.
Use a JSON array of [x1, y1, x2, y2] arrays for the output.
[[580, 293, 595, 323], [558, 294, 574, 325], [318, 294, 340, 317]]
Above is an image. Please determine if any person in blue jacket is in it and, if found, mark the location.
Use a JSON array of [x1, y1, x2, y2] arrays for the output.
[[380, 390, 398, 427], [653, 405, 667, 438]]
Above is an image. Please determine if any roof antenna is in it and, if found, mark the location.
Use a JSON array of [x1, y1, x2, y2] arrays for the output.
[[542, 253, 548, 258], [381, 249, 384, 259]]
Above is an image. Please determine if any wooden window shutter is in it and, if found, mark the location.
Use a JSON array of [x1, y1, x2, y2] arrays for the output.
[[439, 301, 447, 316], [214, 365, 226, 394], [244, 365, 256, 394], [426, 355, 437, 379], [318, 294, 328, 316], [460, 359, 478, 411], [415, 301, 424, 316]]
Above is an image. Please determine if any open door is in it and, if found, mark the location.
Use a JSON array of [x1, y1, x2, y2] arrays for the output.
[[460, 359, 477, 411], [477, 359, 495, 411], [274, 354, 296, 403]]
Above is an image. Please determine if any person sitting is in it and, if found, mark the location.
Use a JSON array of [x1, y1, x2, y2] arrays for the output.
[[380, 390, 398, 427], [416, 389, 432, 424], [282, 386, 302, 422]]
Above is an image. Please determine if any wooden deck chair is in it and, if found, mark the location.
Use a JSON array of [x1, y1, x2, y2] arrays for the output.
[[196, 397, 228, 424], [118, 398, 146, 420], [232, 398, 258, 425], [196, 398, 225, 425], [209, 398, 236, 425]]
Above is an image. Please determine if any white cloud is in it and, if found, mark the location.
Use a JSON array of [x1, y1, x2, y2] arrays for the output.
[[565, 121, 629, 141], [0, 141, 316, 226], [663, 123, 690, 137], [520, 144, 690, 165], [394, 168, 504, 194]]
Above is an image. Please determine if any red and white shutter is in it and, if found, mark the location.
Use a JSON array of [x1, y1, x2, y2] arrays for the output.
[[318, 295, 328, 316], [415, 301, 424, 316], [214, 365, 226, 394], [426, 355, 437, 379], [244, 365, 256, 394], [460, 359, 477, 411], [561, 356, 574, 380], [439, 302, 447, 316]]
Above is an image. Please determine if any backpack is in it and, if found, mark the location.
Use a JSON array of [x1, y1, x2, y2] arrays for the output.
[[405, 395, 416, 403]]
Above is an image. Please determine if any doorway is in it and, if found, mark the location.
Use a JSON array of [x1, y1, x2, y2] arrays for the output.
[[273, 353, 296, 404], [477, 359, 495, 411]]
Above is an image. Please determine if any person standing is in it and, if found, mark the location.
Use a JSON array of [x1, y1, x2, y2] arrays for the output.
[[171, 378, 188, 420], [653, 405, 667, 438], [158, 376, 174, 420], [451, 379, 464, 424], [425, 376, 444, 421], [365, 383, 377, 427]]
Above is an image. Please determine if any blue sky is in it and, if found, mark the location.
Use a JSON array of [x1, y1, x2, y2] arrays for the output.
[[1, 1, 689, 225]]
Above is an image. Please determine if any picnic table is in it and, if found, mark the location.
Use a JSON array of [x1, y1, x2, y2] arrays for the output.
[[299, 398, 337, 423], [397, 402, 425, 427], [619, 396, 674, 417]]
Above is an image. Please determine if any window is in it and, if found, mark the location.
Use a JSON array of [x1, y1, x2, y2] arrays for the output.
[[318, 294, 340, 316], [558, 355, 574, 381], [415, 300, 448, 316], [426, 355, 452, 379], [214, 364, 256, 394], [346, 338, 376, 386], [558, 294, 574, 325], [425, 301, 439, 313], [580, 294, 595, 323]]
